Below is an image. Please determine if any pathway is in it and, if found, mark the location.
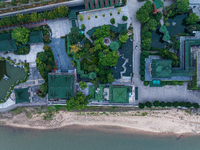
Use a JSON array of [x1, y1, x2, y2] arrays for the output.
[[47, 18, 74, 72], [128, 0, 200, 104], [0, 43, 44, 64]]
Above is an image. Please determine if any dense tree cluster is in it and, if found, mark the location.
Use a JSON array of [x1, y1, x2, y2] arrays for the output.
[[136, 0, 153, 23], [12, 27, 30, 45], [185, 13, 199, 25], [66, 92, 89, 111], [165, 0, 190, 18], [159, 48, 179, 67], [69, 24, 129, 84], [0, 6, 69, 27], [139, 101, 199, 109], [36, 45, 55, 97]]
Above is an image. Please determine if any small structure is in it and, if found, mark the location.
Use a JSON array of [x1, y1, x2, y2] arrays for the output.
[[3, 75, 9, 80], [14, 88, 30, 104], [89, 84, 132, 103], [152, 59, 172, 78], [172, 22, 176, 26], [48, 73, 76, 101], [110, 41, 119, 51], [109, 85, 129, 103], [103, 37, 111, 46], [159, 25, 170, 42], [27, 31, 43, 44], [0, 33, 17, 52], [153, 0, 163, 15]]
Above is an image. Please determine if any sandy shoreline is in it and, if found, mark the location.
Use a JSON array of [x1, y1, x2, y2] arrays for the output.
[[1, 108, 200, 135]]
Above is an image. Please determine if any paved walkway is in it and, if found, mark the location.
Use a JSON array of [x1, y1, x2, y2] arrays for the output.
[[47, 18, 72, 38], [49, 38, 74, 72], [0, 43, 44, 64], [128, 0, 200, 104]]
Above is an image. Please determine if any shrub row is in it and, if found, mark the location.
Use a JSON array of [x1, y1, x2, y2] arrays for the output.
[[139, 101, 200, 109], [0, 6, 69, 27]]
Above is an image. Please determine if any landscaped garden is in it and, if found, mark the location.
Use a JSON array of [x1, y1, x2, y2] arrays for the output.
[[137, 0, 200, 86], [66, 24, 129, 84]]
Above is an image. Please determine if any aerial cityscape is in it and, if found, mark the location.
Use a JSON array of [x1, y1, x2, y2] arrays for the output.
[[0, 0, 200, 149]]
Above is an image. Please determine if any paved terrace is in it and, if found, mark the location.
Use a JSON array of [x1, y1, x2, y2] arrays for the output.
[[78, 5, 132, 40]]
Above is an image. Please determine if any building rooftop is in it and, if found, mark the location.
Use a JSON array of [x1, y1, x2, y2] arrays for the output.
[[152, 59, 172, 78], [154, 0, 163, 10], [109, 86, 129, 103], [27, 31, 43, 44], [14, 88, 30, 104], [48, 73, 75, 100], [0, 33, 17, 52]]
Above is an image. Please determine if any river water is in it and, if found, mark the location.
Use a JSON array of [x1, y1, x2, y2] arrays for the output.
[[0, 125, 200, 150]]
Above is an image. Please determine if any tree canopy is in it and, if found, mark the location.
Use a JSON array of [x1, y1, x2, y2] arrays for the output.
[[99, 51, 119, 67], [66, 92, 88, 111], [185, 13, 199, 25], [176, 0, 189, 13], [94, 25, 110, 38], [12, 27, 30, 44]]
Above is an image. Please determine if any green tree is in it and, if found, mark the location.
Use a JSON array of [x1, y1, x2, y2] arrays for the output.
[[107, 73, 115, 83], [173, 40, 180, 50], [166, 102, 172, 107], [143, 0, 153, 13], [139, 103, 145, 109], [122, 15, 128, 21], [145, 101, 152, 108], [110, 41, 119, 51], [154, 12, 162, 21], [147, 19, 157, 30], [136, 8, 149, 23], [173, 101, 179, 107], [160, 101, 166, 107], [119, 35, 129, 43], [30, 12, 38, 22], [110, 18, 115, 24], [192, 103, 199, 109], [79, 81, 87, 90], [153, 101, 160, 107], [94, 25, 110, 38], [37, 52, 48, 62], [68, 31, 81, 44], [99, 51, 119, 67], [176, 0, 189, 13], [185, 13, 199, 25], [11, 27, 30, 44], [16, 14, 23, 23], [88, 72, 97, 80], [66, 92, 88, 111], [57, 6, 69, 17], [40, 82, 48, 96], [78, 14, 84, 21]]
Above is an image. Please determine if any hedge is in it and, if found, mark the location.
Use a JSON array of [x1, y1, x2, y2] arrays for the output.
[[139, 101, 199, 109], [0, 6, 69, 28]]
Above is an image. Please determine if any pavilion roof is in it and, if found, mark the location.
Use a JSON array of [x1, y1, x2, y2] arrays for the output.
[[152, 59, 172, 78]]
